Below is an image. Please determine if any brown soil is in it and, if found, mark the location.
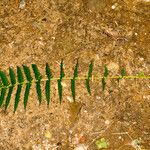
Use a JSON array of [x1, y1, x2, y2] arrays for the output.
[[0, 0, 150, 150]]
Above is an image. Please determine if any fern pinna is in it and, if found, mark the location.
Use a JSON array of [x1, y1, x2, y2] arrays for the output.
[[0, 60, 149, 113]]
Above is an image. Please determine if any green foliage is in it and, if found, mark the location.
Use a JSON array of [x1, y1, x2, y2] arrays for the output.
[[58, 59, 65, 104], [71, 59, 79, 101], [0, 71, 10, 86], [85, 60, 93, 95], [118, 68, 126, 83], [95, 138, 108, 149], [102, 65, 109, 91], [137, 71, 145, 77], [0, 60, 147, 112], [9, 68, 16, 85], [5, 68, 16, 111], [32, 64, 42, 105], [45, 63, 53, 106], [23, 65, 32, 110], [5, 87, 13, 111], [14, 67, 24, 112], [24, 83, 31, 110], [57, 79, 63, 104], [0, 88, 6, 107], [23, 65, 33, 82]]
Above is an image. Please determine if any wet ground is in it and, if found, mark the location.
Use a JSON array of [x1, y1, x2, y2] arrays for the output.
[[0, 0, 150, 150]]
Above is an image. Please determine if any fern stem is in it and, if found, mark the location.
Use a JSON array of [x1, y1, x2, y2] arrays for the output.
[[0, 75, 150, 89]]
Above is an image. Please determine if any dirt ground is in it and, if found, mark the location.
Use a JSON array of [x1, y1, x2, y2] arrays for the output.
[[0, 0, 150, 150]]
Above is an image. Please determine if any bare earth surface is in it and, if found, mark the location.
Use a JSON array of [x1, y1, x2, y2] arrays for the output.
[[0, 0, 150, 150]]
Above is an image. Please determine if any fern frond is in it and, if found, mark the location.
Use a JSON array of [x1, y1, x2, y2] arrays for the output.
[[0, 60, 149, 112]]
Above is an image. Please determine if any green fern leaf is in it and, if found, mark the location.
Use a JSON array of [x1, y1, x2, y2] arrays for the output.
[[104, 65, 109, 78], [85, 79, 91, 95], [0, 88, 6, 107], [4, 68, 16, 111], [121, 68, 126, 77], [24, 83, 31, 110], [118, 68, 126, 83], [13, 67, 24, 112], [0, 81, 3, 88], [71, 60, 79, 101], [32, 64, 42, 105], [23, 65, 33, 82], [57, 59, 65, 103], [32, 64, 42, 80], [85, 61, 93, 95], [22, 65, 32, 110], [14, 85, 22, 113], [5, 87, 14, 111], [88, 60, 93, 79], [45, 80, 50, 106], [102, 78, 106, 91], [9, 68, 16, 85], [46, 63, 53, 79], [57, 79, 62, 104], [101, 65, 109, 91], [17, 66, 24, 83], [71, 79, 75, 101], [36, 81, 42, 105], [0, 71, 10, 86], [60, 59, 65, 80], [45, 63, 53, 106], [73, 59, 79, 79]]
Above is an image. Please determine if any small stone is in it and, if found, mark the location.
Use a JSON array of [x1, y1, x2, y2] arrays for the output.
[[19, 0, 26, 9], [107, 62, 119, 73], [105, 120, 110, 125], [67, 96, 74, 103]]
